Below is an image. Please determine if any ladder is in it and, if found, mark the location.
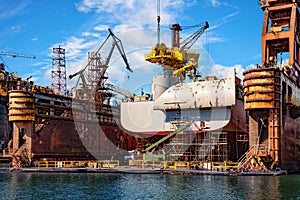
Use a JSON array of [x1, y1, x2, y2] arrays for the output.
[[237, 145, 268, 170], [236, 146, 256, 169]]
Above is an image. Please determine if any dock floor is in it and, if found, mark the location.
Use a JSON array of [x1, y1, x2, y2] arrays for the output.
[[0, 167, 287, 176]]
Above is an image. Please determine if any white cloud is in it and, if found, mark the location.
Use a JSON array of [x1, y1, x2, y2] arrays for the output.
[[207, 0, 238, 9], [209, 0, 221, 7], [0, 0, 31, 19], [56, 36, 99, 60], [75, 0, 193, 28], [81, 32, 100, 38], [94, 25, 110, 31], [209, 11, 240, 31], [211, 64, 246, 79]]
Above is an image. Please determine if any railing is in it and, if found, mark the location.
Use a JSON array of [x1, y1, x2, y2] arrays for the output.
[[129, 159, 239, 171], [129, 160, 168, 169], [37, 160, 119, 168], [236, 146, 256, 168], [254, 144, 268, 155]]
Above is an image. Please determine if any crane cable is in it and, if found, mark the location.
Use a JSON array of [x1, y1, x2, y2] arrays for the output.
[[157, 0, 160, 47]]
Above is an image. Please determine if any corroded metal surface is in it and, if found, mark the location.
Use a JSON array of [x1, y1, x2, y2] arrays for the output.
[[243, 68, 277, 109], [6, 89, 145, 166], [244, 0, 300, 171]]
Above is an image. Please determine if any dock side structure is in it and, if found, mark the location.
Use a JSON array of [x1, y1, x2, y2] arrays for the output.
[[243, 0, 300, 171]]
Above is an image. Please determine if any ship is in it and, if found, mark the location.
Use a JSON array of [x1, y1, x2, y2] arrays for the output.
[[117, 20, 249, 164]]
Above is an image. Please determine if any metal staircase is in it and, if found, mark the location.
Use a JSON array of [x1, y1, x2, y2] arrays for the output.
[[237, 146, 256, 169], [237, 145, 268, 170], [11, 144, 31, 167]]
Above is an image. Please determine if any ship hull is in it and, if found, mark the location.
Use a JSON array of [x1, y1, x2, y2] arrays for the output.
[[118, 69, 248, 162]]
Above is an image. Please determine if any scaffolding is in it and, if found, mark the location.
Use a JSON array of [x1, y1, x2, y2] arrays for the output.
[[161, 131, 228, 163], [51, 46, 67, 95]]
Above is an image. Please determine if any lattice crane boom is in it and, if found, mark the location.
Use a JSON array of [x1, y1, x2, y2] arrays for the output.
[[179, 21, 209, 52], [104, 83, 134, 98], [0, 51, 36, 59]]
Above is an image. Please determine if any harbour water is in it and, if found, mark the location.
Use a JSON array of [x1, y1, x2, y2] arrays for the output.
[[0, 172, 299, 200]]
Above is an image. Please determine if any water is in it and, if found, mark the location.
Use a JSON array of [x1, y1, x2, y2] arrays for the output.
[[0, 173, 299, 200]]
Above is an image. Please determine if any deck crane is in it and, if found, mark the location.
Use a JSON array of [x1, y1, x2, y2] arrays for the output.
[[179, 22, 209, 52], [145, 3, 209, 81], [69, 28, 133, 101]]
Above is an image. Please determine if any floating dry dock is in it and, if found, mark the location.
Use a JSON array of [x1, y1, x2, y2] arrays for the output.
[[0, 0, 300, 174], [0, 167, 287, 176], [0, 159, 287, 176]]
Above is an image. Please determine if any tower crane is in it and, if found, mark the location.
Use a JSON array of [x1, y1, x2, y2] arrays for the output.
[[0, 51, 36, 59], [0, 51, 36, 72]]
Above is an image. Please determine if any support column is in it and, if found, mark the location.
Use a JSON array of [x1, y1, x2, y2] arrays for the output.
[[8, 91, 35, 161]]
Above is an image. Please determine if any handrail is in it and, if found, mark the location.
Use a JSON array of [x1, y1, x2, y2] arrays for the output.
[[37, 160, 120, 168]]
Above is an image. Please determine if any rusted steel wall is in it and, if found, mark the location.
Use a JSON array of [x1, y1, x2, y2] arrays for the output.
[[243, 68, 276, 109], [7, 90, 141, 163], [244, 67, 300, 171], [0, 100, 9, 152]]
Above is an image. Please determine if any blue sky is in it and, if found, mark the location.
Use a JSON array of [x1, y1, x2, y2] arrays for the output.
[[0, 0, 264, 92]]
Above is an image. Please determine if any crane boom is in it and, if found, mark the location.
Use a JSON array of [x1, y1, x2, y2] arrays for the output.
[[179, 21, 209, 52], [0, 51, 36, 59], [108, 28, 133, 72], [69, 28, 132, 81], [104, 83, 134, 98]]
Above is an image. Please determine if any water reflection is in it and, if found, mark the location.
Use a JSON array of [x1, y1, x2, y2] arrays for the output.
[[0, 173, 299, 200]]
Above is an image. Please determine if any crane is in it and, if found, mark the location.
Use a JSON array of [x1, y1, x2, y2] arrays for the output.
[[0, 51, 36, 72], [104, 83, 134, 99], [0, 51, 36, 59], [144, 0, 208, 80], [145, 21, 209, 80], [69, 28, 133, 101], [179, 21, 209, 52]]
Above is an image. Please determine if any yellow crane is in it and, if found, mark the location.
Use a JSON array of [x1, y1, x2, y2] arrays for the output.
[[145, 0, 209, 80]]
